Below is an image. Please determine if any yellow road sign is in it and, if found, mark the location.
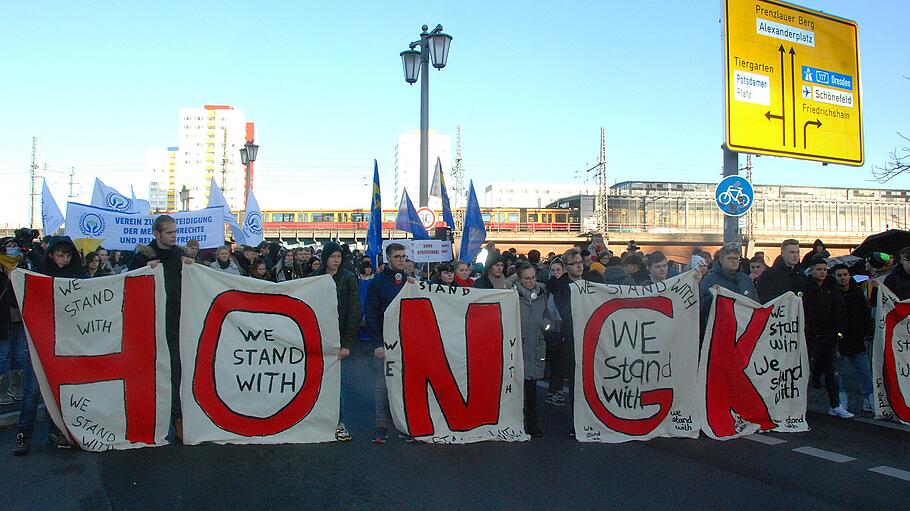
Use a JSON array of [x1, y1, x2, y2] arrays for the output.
[[723, 0, 862, 165]]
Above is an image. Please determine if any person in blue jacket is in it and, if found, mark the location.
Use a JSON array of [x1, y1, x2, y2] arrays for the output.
[[365, 243, 409, 444]]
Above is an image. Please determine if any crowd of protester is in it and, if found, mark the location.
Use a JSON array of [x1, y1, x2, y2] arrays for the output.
[[0, 215, 900, 453]]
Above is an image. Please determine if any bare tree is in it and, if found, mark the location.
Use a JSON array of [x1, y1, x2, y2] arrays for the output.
[[872, 132, 910, 183]]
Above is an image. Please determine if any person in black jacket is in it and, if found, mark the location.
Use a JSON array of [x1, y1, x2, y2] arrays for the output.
[[803, 257, 852, 419], [129, 215, 190, 441], [883, 247, 910, 300], [757, 239, 807, 303], [831, 264, 874, 413], [14, 236, 85, 455], [308, 241, 360, 441], [550, 248, 586, 434]]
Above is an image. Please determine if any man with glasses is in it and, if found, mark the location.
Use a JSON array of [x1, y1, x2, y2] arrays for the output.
[[883, 247, 910, 300], [550, 248, 586, 435], [365, 243, 410, 444], [699, 243, 756, 330]]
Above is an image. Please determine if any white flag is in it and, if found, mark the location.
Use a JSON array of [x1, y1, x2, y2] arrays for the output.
[[91, 178, 141, 214], [130, 186, 152, 216], [208, 178, 247, 245], [241, 189, 264, 247], [41, 179, 65, 234]]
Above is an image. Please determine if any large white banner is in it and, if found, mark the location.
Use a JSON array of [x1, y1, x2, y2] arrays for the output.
[[384, 281, 528, 443], [871, 285, 910, 425], [698, 288, 809, 440], [572, 272, 702, 443], [179, 264, 341, 444], [12, 267, 171, 451], [64, 203, 224, 250]]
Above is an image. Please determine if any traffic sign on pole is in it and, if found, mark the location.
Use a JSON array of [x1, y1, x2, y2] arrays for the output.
[[416, 207, 437, 230], [715, 175, 754, 217], [723, 0, 862, 165]]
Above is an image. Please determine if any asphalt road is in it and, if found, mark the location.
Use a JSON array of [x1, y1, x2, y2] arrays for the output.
[[2, 344, 908, 510]]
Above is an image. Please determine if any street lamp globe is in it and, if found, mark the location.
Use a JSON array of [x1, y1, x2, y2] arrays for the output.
[[428, 31, 452, 69], [239, 147, 249, 166], [400, 49, 421, 84]]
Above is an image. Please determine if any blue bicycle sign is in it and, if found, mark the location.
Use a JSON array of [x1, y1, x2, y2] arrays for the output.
[[715, 176, 754, 217]]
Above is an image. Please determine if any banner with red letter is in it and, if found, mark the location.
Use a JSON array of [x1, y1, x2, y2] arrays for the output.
[[698, 288, 809, 440], [571, 272, 702, 443], [179, 264, 341, 444], [384, 281, 527, 443], [12, 266, 171, 451], [872, 285, 910, 425]]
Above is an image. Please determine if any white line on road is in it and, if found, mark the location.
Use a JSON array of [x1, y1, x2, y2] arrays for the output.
[[792, 446, 856, 463], [743, 434, 787, 445], [868, 466, 910, 482]]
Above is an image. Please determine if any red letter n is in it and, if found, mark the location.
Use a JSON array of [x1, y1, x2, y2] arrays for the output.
[[22, 273, 158, 444], [400, 299, 503, 438], [705, 295, 776, 437]]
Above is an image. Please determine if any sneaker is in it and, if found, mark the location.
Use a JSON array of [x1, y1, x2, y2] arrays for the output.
[[335, 423, 352, 442], [13, 433, 31, 456], [0, 392, 12, 406], [862, 395, 874, 412], [545, 391, 566, 406], [828, 406, 854, 419], [371, 427, 388, 444], [48, 431, 72, 449], [398, 432, 416, 443]]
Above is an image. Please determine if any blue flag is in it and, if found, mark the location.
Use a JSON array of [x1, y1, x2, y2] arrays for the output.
[[365, 160, 383, 266], [430, 156, 456, 228], [459, 181, 486, 263], [395, 190, 430, 240]]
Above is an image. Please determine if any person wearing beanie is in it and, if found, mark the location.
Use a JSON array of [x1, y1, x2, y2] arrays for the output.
[[883, 248, 910, 300], [473, 254, 512, 289], [801, 239, 827, 268], [307, 241, 360, 442]]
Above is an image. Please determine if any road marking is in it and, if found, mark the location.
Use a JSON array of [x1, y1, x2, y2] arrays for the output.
[[744, 434, 787, 445], [792, 446, 856, 463], [868, 466, 910, 482]]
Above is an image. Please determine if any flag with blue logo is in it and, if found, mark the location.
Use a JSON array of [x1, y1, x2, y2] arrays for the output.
[[241, 189, 264, 247], [208, 178, 247, 245], [41, 179, 65, 234], [90, 178, 141, 214], [395, 190, 430, 240], [459, 181, 486, 264], [365, 160, 383, 266], [430, 156, 456, 228]]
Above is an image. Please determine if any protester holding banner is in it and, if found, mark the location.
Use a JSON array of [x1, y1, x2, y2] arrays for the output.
[[308, 242, 360, 442], [515, 262, 550, 437], [365, 243, 409, 444], [550, 248, 586, 433], [644, 251, 670, 285], [831, 264, 874, 412], [0, 239, 27, 409], [803, 257, 852, 419], [757, 239, 807, 303], [128, 215, 188, 440], [883, 247, 910, 300], [210, 246, 242, 275], [699, 243, 756, 330], [430, 262, 458, 287], [14, 236, 84, 454]]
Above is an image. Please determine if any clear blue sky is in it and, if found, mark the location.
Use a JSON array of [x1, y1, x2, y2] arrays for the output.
[[2, 0, 908, 224]]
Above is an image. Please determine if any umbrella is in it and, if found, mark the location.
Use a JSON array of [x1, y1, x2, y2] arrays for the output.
[[852, 229, 910, 258], [825, 254, 863, 269]]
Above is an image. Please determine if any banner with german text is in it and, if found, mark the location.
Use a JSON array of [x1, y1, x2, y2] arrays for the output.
[[871, 285, 910, 425], [179, 264, 341, 444], [384, 281, 528, 443], [571, 272, 702, 443], [12, 266, 171, 451], [699, 288, 809, 440]]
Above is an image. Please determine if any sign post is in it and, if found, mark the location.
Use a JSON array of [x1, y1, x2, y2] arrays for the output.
[[723, 0, 862, 165]]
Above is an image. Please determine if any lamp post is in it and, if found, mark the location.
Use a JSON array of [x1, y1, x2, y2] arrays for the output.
[[400, 24, 452, 207], [239, 141, 259, 210]]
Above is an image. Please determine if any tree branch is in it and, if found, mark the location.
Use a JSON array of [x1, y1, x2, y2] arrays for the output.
[[872, 132, 910, 183]]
